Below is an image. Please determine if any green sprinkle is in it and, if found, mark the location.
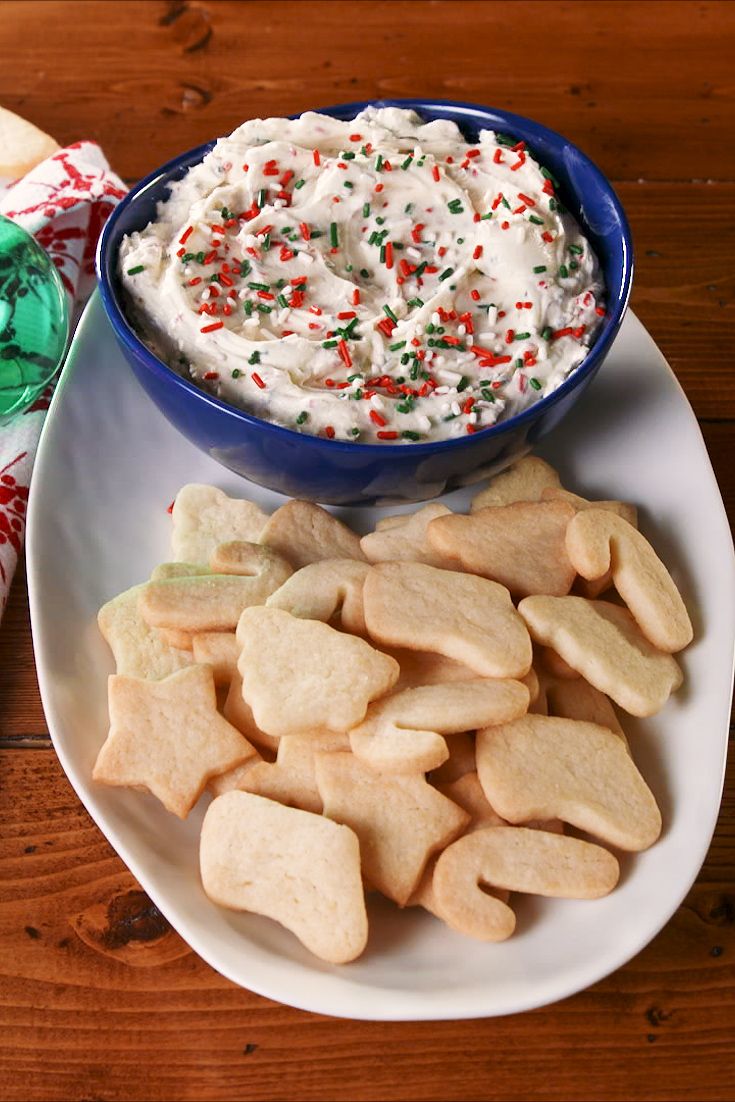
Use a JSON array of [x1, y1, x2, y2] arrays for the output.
[[294, 179, 306, 190], [347, 373, 362, 382], [275, 278, 287, 289], [277, 294, 289, 308], [248, 281, 270, 292], [439, 267, 454, 282], [559, 264, 569, 279], [309, 229, 323, 239], [501, 197, 511, 210], [528, 215, 544, 225], [569, 243, 584, 255], [443, 413, 457, 422], [541, 326, 553, 340], [379, 245, 386, 263], [533, 265, 547, 274], [231, 368, 242, 379], [402, 430, 421, 440], [127, 265, 145, 275], [248, 352, 261, 365], [329, 222, 339, 248], [181, 253, 196, 263], [345, 263, 353, 272], [404, 202, 414, 214], [425, 323, 435, 334], [375, 154, 384, 172], [407, 297, 424, 308], [350, 428, 361, 437], [540, 167, 560, 187], [383, 304, 398, 324], [447, 199, 464, 214], [457, 237, 464, 244], [322, 339, 338, 349], [529, 377, 542, 390], [409, 362, 420, 380], [341, 150, 356, 160], [414, 261, 428, 279], [262, 233, 271, 251], [427, 338, 436, 348], [515, 357, 523, 369], [362, 203, 371, 218], [496, 133, 516, 147], [296, 411, 308, 425], [569, 260, 579, 270], [343, 181, 354, 189], [352, 388, 363, 400], [401, 155, 413, 170], [257, 188, 266, 208], [244, 300, 253, 316], [514, 332, 531, 341], [390, 341, 406, 351], [375, 216, 385, 225], [400, 353, 410, 366], [480, 212, 493, 220], [368, 231, 379, 246], [256, 303, 272, 314], [240, 260, 251, 278], [456, 376, 470, 392], [480, 387, 495, 402], [340, 317, 359, 338], [396, 401, 413, 414], [360, 268, 371, 278]]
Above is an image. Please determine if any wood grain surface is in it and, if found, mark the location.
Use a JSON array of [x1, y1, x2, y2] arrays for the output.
[[0, 2, 733, 1100]]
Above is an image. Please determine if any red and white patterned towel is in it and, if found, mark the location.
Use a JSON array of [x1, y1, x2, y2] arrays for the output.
[[0, 141, 127, 617]]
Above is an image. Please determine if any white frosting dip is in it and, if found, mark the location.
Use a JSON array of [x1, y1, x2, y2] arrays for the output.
[[119, 107, 605, 443]]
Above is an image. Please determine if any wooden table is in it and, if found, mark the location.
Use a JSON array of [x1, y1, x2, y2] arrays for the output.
[[1, 2, 733, 1099]]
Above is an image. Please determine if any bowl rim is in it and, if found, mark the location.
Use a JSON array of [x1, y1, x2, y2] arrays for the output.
[[96, 97, 634, 454]]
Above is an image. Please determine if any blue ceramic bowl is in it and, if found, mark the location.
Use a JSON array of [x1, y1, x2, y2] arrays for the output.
[[97, 99, 633, 506]]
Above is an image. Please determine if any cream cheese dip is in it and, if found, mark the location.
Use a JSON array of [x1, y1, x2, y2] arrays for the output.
[[119, 107, 605, 444]]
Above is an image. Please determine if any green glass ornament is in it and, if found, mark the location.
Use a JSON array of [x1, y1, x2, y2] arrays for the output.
[[0, 213, 69, 419]]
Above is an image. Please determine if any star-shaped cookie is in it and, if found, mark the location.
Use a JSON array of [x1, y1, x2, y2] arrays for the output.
[[93, 664, 258, 818]]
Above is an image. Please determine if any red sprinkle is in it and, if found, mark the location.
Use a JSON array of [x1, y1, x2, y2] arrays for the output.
[[431, 165, 440, 182], [325, 425, 335, 439], [493, 149, 504, 165], [374, 182, 384, 193], [187, 277, 202, 286], [542, 231, 554, 243], [251, 372, 266, 389], [369, 409, 387, 427], [179, 225, 194, 245], [384, 241, 394, 269], [501, 221, 510, 230], [411, 223, 425, 244], [338, 339, 352, 368], [505, 329, 515, 344], [352, 288, 361, 306], [299, 222, 311, 241], [595, 306, 606, 316], [467, 149, 481, 159], [203, 371, 219, 380], [167, 500, 175, 514], [473, 245, 483, 260], [200, 321, 224, 333], [470, 289, 481, 302], [313, 149, 321, 166], [517, 193, 536, 207], [349, 133, 362, 142], [377, 431, 399, 440]]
